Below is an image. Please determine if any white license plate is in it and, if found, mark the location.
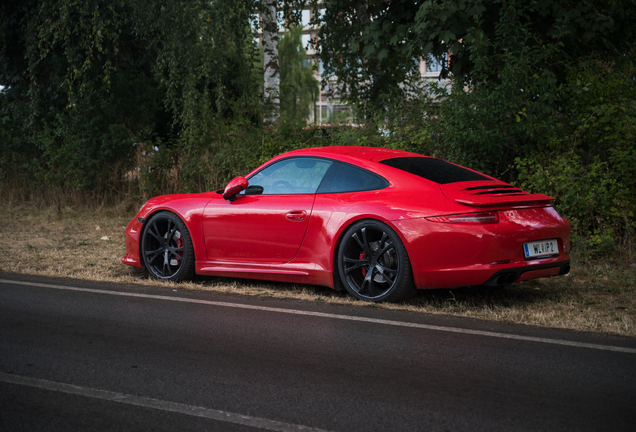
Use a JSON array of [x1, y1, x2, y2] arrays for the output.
[[524, 239, 559, 259]]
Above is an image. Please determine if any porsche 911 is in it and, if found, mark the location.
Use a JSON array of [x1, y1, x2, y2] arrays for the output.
[[122, 146, 570, 302]]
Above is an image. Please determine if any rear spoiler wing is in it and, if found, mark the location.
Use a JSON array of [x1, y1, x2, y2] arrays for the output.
[[439, 182, 555, 207]]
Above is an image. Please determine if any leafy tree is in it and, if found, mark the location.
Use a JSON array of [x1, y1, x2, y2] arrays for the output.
[[422, 1, 569, 176], [376, 0, 636, 177], [411, 0, 635, 80], [0, 0, 264, 199], [313, 0, 636, 113], [0, 0, 163, 198], [514, 57, 636, 251], [153, 1, 262, 132], [315, 0, 423, 116], [279, 26, 319, 126]]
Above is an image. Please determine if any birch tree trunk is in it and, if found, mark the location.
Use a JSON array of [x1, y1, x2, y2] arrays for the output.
[[262, 0, 280, 123]]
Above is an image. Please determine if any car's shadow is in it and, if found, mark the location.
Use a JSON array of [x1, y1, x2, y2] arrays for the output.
[[180, 273, 562, 311], [409, 283, 562, 310]]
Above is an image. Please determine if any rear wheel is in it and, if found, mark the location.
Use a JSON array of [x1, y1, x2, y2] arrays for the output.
[[141, 212, 195, 281], [338, 220, 416, 303]]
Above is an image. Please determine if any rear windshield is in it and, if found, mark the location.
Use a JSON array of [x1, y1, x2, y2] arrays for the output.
[[380, 157, 490, 184]]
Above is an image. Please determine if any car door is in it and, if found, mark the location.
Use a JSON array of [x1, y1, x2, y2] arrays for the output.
[[202, 157, 333, 264]]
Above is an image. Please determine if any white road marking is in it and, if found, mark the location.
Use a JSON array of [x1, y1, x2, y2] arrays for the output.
[[2, 278, 635, 354], [0, 372, 331, 432]]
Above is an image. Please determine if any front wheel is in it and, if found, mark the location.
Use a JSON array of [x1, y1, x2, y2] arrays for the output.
[[337, 220, 416, 303], [141, 211, 195, 281]]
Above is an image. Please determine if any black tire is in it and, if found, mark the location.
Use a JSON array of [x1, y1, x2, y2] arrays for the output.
[[337, 220, 416, 303], [141, 211, 195, 281]]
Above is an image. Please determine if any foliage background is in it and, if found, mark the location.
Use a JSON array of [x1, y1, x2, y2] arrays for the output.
[[1, 0, 634, 258]]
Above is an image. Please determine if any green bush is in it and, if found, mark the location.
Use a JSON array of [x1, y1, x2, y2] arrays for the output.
[[515, 152, 631, 255], [514, 58, 636, 257]]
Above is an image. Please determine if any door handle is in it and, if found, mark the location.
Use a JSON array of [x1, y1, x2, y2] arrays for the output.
[[285, 210, 307, 222]]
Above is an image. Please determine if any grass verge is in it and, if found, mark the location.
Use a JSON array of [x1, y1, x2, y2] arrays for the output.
[[1, 203, 634, 336]]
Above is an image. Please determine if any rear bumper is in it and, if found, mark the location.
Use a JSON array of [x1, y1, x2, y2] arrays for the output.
[[393, 206, 571, 289], [411, 257, 570, 288]]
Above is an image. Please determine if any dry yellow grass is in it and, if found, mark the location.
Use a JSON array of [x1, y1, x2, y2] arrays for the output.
[[1, 203, 635, 337]]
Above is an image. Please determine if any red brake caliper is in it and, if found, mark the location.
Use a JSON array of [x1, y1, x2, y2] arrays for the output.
[[170, 231, 184, 266], [360, 251, 367, 277]]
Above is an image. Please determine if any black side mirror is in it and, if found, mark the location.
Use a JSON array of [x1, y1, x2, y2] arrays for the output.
[[244, 185, 264, 195]]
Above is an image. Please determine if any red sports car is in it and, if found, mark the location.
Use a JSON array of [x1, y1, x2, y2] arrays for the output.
[[122, 146, 570, 302]]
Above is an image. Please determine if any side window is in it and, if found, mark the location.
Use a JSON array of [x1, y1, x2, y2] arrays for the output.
[[318, 162, 388, 193], [247, 158, 332, 195]]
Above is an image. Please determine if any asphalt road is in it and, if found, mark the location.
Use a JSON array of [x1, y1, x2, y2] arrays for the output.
[[1, 273, 635, 432]]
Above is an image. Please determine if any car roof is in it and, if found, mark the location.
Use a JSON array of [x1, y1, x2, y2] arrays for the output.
[[246, 146, 441, 188], [283, 146, 427, 163]]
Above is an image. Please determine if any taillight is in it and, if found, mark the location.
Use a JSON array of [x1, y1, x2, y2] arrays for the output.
[[426, 211, 499, 224]]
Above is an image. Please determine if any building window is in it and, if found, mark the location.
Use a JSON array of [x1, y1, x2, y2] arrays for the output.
[[427, 53, 447, 73], [301, 9, 311, 27], [302, 33, 312, 50]]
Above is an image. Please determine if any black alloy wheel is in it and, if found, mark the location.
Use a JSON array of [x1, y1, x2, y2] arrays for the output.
[[141, 211, 195, 281], [338, 220, 416, 303]]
